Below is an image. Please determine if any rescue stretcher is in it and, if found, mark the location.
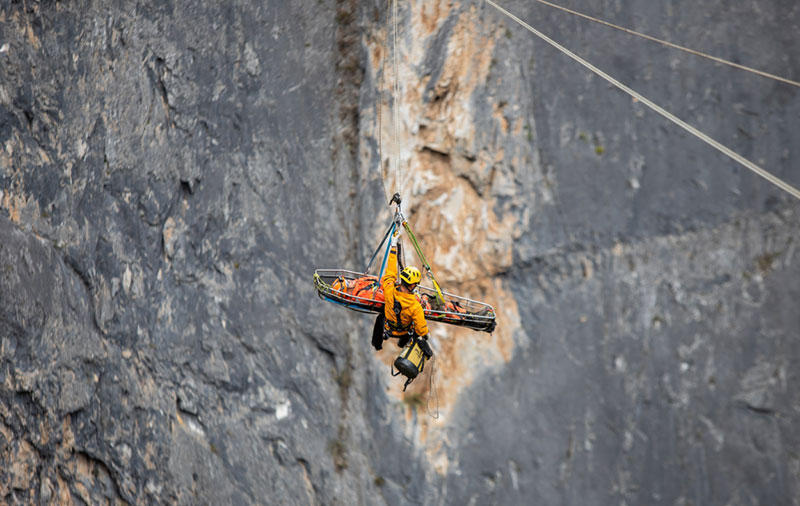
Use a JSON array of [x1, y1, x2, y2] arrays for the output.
[[314, 269, 496, 333]]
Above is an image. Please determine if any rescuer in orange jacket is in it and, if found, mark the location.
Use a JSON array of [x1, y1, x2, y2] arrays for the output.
[[371, 229, 430, 351]]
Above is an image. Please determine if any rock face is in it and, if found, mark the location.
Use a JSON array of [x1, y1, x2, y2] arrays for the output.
[[1, 0, 799, 505]]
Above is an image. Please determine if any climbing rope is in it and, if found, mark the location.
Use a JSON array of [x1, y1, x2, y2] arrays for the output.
[[426, 354, 440, 420], [391, 0, 402, 198], [376, 0, 405, 207], [530, 0, 800, 89], [377, 0, 393, 206], [484, 0, 800, 201]]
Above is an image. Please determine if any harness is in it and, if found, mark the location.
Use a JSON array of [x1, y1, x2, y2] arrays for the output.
[[385, 296, 414, 336]]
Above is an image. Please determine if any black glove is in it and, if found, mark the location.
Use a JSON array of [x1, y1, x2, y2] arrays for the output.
[[417, 337, 433, 358]]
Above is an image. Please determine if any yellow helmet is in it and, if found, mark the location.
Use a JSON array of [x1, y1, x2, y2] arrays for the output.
[[400, 266, 421, 285]]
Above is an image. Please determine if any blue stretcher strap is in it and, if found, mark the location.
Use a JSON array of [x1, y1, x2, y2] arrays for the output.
[[378, 222, 395, 281]]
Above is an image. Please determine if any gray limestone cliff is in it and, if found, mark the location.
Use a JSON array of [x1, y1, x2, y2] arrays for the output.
[[1, 1, 798, 505]]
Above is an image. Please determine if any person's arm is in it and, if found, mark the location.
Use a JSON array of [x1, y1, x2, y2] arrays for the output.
[[381, 247, 398, 320], [412, 301, 429, 338], [382, 226, 402, 293], [382, 247, 398, 293]]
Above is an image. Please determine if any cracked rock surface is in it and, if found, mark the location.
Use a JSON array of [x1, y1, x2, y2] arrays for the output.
[[1, 0, 799, 505]]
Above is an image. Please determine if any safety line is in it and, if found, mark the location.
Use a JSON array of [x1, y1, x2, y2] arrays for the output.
[[484, 0, 800, 201], [532, 0, 800, 88], [392, 0, 402, 196], [377, 0, 393, 206], [364, 221, 394, 273], [426, 354, 440, 420], [379, 222, 397, 280]]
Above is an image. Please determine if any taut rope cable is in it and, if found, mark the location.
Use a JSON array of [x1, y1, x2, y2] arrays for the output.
[[484, 0, 800, 201], [392, 0, 402, 196], [426, 353, 440, 419], [531, 0, 800, 89], [377, 0, 393, 206]]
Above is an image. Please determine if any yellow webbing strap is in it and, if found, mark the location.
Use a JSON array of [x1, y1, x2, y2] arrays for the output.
[[402, 221, 445, 306]]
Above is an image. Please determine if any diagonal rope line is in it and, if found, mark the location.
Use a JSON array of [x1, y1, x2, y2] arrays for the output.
[[484, 0, 800, 201], [531, 0, 800, 89]]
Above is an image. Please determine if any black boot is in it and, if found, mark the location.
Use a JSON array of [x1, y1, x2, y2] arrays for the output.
[[372, 314, 385, 350], [397, 333, 411, 349]]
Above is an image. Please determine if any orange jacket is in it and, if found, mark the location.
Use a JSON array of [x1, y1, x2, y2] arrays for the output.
[[381, 247, 429, 338]]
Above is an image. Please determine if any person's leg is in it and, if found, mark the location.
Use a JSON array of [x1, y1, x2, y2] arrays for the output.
[[397, 332, 412, 349], [372, 313, 385, 350]]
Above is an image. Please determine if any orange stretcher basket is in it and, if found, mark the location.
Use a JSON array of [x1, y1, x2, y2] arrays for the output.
[[314, 269, 496, 333]]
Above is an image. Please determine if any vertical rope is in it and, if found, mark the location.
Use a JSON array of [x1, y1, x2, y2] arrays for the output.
[[377, 0, 393, 206], [392, 0, 402, 196], [426, 353, 440, 419]]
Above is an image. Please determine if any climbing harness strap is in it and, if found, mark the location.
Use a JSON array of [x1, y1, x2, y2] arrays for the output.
[[393, 298, 404, 326], [385, 297, 413, 334]]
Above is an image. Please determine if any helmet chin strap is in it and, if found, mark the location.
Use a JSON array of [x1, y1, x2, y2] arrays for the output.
[[399, 282, 417, 293]]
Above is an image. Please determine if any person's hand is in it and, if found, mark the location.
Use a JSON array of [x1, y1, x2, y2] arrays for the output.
[[390, 227, 402, 247], [418, 336, 433, 358]]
